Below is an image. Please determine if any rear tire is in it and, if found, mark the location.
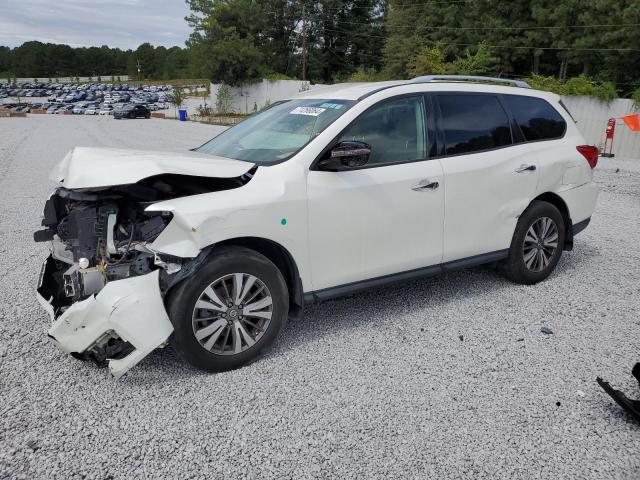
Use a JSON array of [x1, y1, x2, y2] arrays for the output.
[[503, 201, 565, 285], [169, 246, 288, 372]]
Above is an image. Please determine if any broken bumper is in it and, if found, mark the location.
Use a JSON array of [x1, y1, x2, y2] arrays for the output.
[[36, 255, 174, 378], [597, 363, 640, 422]]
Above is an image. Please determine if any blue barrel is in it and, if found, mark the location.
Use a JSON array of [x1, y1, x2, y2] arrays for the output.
[[178, 109, 187, 121]]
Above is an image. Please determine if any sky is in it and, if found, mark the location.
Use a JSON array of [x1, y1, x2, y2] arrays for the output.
[[1, 0, 192, 50]]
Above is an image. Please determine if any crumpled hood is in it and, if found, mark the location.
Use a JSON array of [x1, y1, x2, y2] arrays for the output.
[[51, 146, 255, 189]]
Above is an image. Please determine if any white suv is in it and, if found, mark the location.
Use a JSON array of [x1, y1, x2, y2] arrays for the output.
[[34, 76, 599, 378]]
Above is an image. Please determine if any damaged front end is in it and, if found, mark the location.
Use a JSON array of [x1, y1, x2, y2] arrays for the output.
[[34, 170, 253, 378]]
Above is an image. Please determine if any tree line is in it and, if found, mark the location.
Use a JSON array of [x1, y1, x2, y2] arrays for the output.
[[383, 0, 640, 96], [2, 0, 639, 97], [0, 43, 189, 81]]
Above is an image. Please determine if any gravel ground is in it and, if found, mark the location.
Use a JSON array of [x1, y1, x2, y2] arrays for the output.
[[0, 115, 639, 479]]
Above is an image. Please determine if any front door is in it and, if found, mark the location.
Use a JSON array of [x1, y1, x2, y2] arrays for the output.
[[307, 95, 445, 291]]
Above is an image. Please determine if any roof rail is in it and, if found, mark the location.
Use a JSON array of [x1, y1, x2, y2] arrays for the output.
[[409, 75, 531, 89]]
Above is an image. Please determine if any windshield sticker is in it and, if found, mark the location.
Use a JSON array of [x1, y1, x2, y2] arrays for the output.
[[290, 106, 326, 116], [320, 103, 344, 110]]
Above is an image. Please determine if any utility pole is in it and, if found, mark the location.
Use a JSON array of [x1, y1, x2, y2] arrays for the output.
[[301, 3, 308, 81], [136, 59, 142, 82]]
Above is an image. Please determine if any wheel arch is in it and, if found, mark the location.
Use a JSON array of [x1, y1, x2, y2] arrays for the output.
[[531, 192, 573, 250], [215, 237, 305, 317]]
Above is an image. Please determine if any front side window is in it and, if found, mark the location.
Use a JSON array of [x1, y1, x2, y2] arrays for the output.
[[195, 99, 354, 164], [438, 94, 512, 155], [337, 96, 426, 166], [503, 95, 567, 141]]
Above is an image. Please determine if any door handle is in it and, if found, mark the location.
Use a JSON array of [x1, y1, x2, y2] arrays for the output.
[[515, 164, 536, 173], [412, 180, 439, 191]]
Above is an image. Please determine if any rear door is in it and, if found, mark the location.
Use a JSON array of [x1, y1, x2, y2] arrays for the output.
[[433, 93, 539, 262]]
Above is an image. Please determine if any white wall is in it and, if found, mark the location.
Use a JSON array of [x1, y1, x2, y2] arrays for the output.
[[560, 96, 639, 159], [210, 79, 326, 114]]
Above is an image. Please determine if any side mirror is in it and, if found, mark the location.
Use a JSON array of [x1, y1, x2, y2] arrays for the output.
[[317, 141, 371, 171]]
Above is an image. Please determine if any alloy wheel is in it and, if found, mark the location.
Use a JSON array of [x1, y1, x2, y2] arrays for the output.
[[522, 217, 559, 272], [191, 273, 273, 355]]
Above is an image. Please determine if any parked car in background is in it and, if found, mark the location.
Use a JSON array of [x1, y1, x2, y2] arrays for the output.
[[84, 105, 99, 115], [98, 105, 113, 115], [56, 105, 74, 114], [114, 104, 151, 119]]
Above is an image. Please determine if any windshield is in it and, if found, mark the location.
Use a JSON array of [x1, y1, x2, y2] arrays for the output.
[[194, 99, 355, 164]]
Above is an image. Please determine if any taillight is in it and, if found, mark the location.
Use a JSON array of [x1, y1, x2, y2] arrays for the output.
[[576, 145, 599, 169]]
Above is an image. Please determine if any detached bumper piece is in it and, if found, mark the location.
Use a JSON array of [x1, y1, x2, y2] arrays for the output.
[[37, 255, 174, 379], [597, 363, 640, 423]]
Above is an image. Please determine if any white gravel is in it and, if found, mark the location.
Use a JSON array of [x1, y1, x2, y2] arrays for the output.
[[1, 115, 639, 479]]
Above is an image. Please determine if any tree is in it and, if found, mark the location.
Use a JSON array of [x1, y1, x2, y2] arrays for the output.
[[186, 0, 266, 85], [170, 87, 185, 117], [305, 0, 386, 83], [215, 83, 233, 114], [185, 0, 387, 84], [407, 46, 446, 77], [448, 42, 498, 75]]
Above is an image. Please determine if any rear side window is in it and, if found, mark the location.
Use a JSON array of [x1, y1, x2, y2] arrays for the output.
[[438, 94, 512, 155], [503, 95, 567, 141]]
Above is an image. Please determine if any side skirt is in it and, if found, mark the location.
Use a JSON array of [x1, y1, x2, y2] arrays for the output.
[[303, 249, 509, 304]]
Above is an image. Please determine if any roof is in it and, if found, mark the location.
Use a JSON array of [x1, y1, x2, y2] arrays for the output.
[[295, 81, 409, 101], [294, 77, 555, 102]]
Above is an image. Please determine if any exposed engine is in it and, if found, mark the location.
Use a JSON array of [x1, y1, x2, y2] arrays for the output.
[[34, 171, 254, 313]]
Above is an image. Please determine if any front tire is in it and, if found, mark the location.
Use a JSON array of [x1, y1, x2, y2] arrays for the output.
[[169, 246, 289, 372], [503, 201, 565, 285]]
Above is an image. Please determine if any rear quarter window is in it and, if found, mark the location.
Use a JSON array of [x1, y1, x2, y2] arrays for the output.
[[503, 95, 567, 141]]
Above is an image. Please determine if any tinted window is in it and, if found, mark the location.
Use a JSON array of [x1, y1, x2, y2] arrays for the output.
[[438, 94, 512, 155], [338, 96, 426, 166], [504, 95, 567, 141]]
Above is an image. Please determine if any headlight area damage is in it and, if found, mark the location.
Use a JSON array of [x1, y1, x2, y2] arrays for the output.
[[34, 171, 254, 378]]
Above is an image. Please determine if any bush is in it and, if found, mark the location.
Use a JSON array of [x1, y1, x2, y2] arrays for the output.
[[265, 73, 295, 82], [633, 87, 640, 111], [524, 74, 618, 102], [448, 42, 498, 76], [407, 46, 446, 77], [346, 67, 387, 82], [196, 104, 215, 116]]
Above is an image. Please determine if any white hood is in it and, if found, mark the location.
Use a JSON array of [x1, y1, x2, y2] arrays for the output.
[[51, 147, 254, 189]]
